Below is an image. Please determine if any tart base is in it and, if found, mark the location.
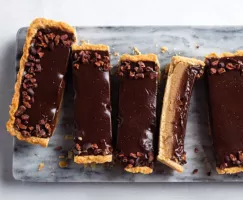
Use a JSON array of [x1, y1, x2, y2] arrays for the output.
[[124, 166, 153, 174], [216, 166, 243, 174], [74, 155, 112, 164]]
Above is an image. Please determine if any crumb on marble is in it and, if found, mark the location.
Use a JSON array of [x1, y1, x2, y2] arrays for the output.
[[161, 46, 168, 53], [91, 163, 96, 169], [59, 160, 68, 168], [38, 162, 45, 171], [64, 135, 73, 140], [133, 47, 141, 55], [59, 155, 65, 159], [83, 164, 88, 168], [195, 44, 200, 49], [68, 151, 73, 159], [81, 39, 89, 45], [114, 52, 120, 56]]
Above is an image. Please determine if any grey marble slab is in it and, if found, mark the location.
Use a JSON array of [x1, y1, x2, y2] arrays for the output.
[[13, 26, 243, 182]]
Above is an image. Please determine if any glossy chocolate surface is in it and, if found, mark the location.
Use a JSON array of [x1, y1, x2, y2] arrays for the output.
[[15, 29, 74, 138], [73, 50, 112, 156], [207, 56, 243, 168], [171, 66, 201, 164], [117, 61, 158, 168]]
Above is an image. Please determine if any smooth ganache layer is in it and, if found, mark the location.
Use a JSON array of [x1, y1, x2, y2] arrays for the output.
[[206, 56, 243, 170], [14, 28, 75, 138], [116, 60, 159, 170], [72, 50, 113, 157], [171, 66, 203, 165]]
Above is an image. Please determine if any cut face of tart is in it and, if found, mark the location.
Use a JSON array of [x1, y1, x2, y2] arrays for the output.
[[116, 54, 160, 174], [205, 51, 243, 174], [72, 44, 113, 164], [6, 18, 76, 147], [157, 56, 204, 172]]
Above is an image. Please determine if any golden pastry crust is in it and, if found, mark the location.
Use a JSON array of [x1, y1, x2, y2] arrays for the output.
[[74, 155, 112, 164], [119, 54, 160, 66], [157, 56, 204, 172], [125, 166, 153, 174], [216, 166, 243, 174], [6, 18, 77, 147], [205, 50, 243, 59], [157, 156, 184, 173], [72, 43, 109, 51]]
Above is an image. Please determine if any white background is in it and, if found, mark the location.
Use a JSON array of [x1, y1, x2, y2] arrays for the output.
[[1, 0, 243, 199]]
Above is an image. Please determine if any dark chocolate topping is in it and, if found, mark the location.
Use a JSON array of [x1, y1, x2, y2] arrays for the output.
[[171, 66, 202, 165], [73, 50, 112, 156], [207, 56, 243, 169], [14, 28, 74, 138], [116, 61, 158, 169]]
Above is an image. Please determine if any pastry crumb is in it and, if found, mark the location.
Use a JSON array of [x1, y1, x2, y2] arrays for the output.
[[38, 162, 45, 171], [68, 151, 73, 159], [194, 147, 199, 153], [91, 163, 96, 169], [161, 46, 168, 53], [114, 52, 120, 56], [195, 44, 200, 49], [83, 163, 89, 168], [64, 135, 73, 140], [133, 47, 141, 55], [59, 160, 68, 168], [59, 155, 65, 159], [81, 39, 89, 45]]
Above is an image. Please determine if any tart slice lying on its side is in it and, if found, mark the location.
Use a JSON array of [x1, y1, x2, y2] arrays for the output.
[[157, 56, 204, 172], [116, 54, 160, 174], [205, 51, 243, 174], [6, 18, 77, 147], [72, 44, 113, 164]]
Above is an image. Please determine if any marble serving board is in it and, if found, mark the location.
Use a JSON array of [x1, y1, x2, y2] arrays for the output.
[[13, 26, 243, 182]]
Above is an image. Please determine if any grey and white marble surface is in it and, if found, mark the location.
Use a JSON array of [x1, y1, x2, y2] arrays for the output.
[[13, 26, 243, 182]]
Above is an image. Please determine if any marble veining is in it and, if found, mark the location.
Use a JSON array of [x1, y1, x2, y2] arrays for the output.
[[13, 26, 243, 182]]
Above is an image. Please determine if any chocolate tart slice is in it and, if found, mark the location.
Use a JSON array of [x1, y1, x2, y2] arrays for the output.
[[116, 54, 160, 174], [157, 56, 204, 172], [205, 51, 243, 174], [72, 44, 113, 164], [6, 18, 76, 147]]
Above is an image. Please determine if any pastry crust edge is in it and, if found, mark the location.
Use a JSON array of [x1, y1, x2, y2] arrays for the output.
[[216, 166, 243, 174], [6, 18, 77, 147], [74, 155, 112, 164], [124, 166, 153, 174], [205, 50, 243, 59], [72, 43, 109, 51], [157, 156, 183, 173], [119, 53, 160, 66], [157, 56, 204, 172]]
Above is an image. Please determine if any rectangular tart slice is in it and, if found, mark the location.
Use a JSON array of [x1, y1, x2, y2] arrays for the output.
[[116, 54, 160, 174], [157, 56, 204, 172], [6, 18, 76, 147], [205, 51, 243, 174], [72, 44, 113, 164]]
